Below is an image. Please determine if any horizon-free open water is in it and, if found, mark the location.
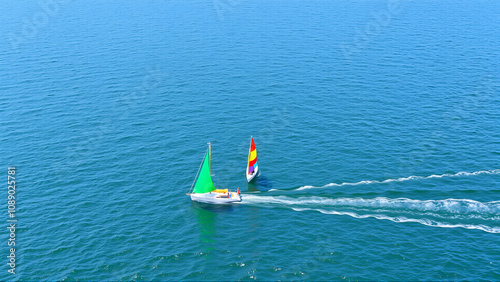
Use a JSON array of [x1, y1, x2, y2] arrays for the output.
[[1, 0, 499, 280]]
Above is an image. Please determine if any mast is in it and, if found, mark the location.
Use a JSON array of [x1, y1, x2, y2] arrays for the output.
[[208, 142, 211, 173]]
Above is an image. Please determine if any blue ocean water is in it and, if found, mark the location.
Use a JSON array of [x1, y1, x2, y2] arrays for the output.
[[1, 0, 499, 280]]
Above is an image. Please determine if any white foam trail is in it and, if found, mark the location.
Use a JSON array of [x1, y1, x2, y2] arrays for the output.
[[242, 195, 500, 233], [292, 208, 500, 234], [243, 195, 500, 212], [296, 169, 500, 190]]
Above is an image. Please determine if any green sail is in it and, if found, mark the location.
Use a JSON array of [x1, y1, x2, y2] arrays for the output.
[[192, 150, 215, 194]]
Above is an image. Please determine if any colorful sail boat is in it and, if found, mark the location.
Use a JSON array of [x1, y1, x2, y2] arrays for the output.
[[246, 137, 259, 182], [188, 143, 241, 204]]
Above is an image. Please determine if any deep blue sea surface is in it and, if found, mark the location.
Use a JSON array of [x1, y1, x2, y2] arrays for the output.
[[1, 0, 500, 280]]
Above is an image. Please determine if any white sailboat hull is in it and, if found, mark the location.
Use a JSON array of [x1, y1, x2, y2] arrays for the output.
[[246, 166, 259, 182], [190, 192, 242, 204]]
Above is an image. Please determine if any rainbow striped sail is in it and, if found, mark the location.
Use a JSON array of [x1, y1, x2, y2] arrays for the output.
[[246, 137, 259, 182]]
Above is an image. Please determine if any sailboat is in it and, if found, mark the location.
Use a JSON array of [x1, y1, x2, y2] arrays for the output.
[[188, 143, 241, 204], [246, 137, 259, 182]]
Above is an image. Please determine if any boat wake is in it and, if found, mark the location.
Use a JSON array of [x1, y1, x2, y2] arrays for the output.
[[242, 195, 500, 233], [296, 169, 500, 190]]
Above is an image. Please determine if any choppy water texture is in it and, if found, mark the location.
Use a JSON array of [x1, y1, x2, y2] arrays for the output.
[[1, 0, 500, 280]]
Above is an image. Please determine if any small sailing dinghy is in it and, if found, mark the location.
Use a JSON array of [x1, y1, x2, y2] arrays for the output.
[[246, 136, 259, 182], [188, 143, 241, 204]]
